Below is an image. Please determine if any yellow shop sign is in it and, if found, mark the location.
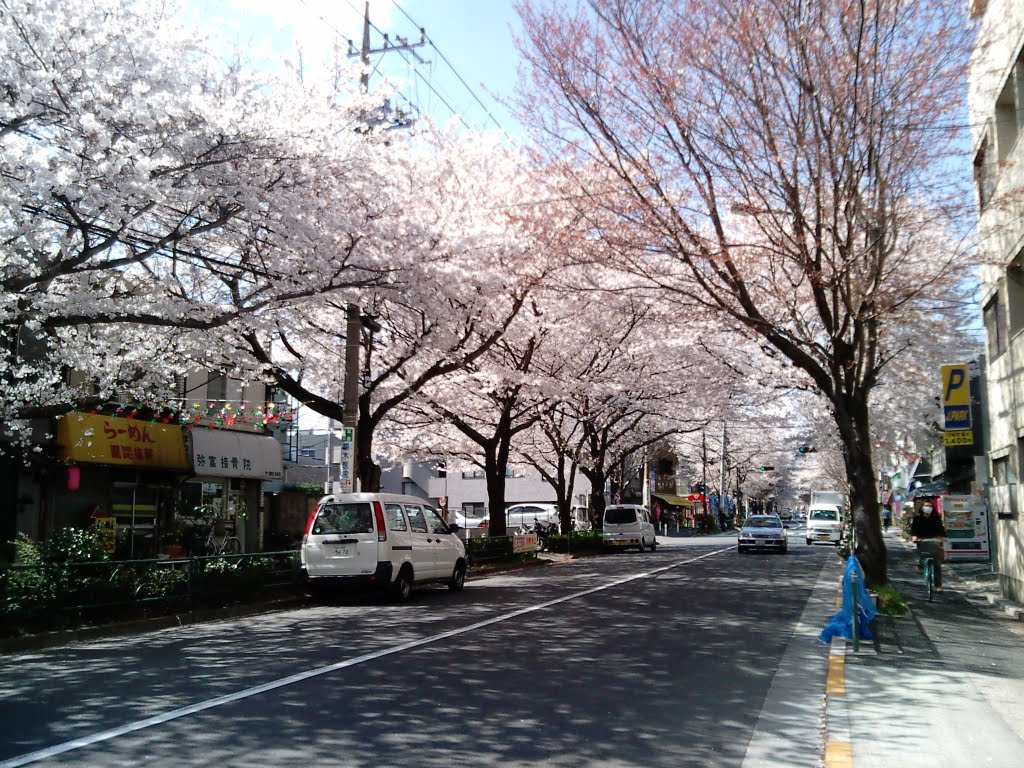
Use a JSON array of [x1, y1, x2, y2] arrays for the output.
[[58, 413, 188, 470]]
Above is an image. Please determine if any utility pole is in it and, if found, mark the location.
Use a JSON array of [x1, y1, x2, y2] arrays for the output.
[[702, 431, 709, 527], [348, 1, 426, 125], [720, 422, 728, 527], [343, 305, 361, 491]]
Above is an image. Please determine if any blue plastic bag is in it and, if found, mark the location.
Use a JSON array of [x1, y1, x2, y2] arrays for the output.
[[819, 555, 877, 643]]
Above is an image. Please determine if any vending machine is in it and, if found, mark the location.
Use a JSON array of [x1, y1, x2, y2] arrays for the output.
[[937, 495, 990, 562]]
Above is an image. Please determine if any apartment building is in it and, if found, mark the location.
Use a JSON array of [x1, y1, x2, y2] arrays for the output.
[[971, 0, 1024, 601]]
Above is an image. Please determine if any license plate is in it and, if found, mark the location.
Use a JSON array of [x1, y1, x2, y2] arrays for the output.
[[332, 545, 352, 556], [816, 534, 831, 540]]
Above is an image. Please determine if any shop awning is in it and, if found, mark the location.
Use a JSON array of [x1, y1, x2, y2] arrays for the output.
[[189, 428, 284, 480], [653, 493, 699, 507]]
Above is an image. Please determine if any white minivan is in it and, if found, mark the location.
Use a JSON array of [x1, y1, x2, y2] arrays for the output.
[[603, 504, 657, 552], [301, 493, 467, 600]]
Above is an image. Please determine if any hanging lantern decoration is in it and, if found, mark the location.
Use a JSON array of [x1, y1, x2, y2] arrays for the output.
[[67, 465, 81, 492]]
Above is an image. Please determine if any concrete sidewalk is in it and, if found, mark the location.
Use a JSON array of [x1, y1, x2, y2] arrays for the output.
[[824, 534, 1024, 767]]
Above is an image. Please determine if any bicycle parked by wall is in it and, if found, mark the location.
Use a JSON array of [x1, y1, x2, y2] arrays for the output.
[[206, 519, 242, 556]]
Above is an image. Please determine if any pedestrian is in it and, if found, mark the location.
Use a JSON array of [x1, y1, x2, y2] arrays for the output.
[[910, 501, 946, 592], [882, 506, 892, 532]]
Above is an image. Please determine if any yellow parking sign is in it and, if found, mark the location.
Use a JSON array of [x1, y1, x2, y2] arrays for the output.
[[941, 364, 971, 431]]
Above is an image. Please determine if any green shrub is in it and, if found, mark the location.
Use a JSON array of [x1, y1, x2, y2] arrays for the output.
[[546, 530, 603, 554], [873, 583, 907, 615]]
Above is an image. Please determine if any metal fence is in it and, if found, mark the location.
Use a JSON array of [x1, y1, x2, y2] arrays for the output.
[[0, 550, 303, 633]]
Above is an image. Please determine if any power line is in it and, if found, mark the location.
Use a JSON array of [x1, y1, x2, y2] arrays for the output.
[[388, 0, 506, 133]]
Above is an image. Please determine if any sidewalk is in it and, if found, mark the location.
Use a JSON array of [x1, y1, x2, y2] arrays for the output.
[[824, 533, 1024, 767]]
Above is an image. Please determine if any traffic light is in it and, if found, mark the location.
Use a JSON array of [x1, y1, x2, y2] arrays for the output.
[[757, 465, 775, 471], [797, 445, 816, 454]]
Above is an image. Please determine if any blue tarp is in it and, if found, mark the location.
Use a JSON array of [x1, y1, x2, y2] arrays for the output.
[[819, 555, 877, 643]]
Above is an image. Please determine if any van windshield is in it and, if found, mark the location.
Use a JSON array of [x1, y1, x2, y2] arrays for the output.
[[313, 503, 373, 535], [605, 508, 638, 525], [810, 509, 838, 521]]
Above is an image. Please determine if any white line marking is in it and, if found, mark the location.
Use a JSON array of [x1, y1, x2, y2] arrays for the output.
[[0, 547, 731, 767]]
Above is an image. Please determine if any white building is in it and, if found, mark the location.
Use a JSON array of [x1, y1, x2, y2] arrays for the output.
[[971, 0, 1024, 602]]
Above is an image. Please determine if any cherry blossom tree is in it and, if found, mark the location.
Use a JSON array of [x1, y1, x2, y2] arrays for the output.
[[0, 0, 412, 442], [515, 0, 977, 585]]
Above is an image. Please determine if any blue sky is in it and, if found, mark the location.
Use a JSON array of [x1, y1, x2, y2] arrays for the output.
[[193, 0, 526, 136]]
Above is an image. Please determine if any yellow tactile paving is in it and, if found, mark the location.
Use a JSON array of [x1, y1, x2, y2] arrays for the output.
[[826, 652, 846, 695], [825, 740, 853, 767]]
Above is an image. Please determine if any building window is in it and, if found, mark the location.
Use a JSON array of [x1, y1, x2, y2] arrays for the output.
[[300, 448, 317, 458], [206, 373, 227, 403], [993, 455, 1010, 485], [462, 502, 485, 515], [995, 74, 1019, 162], [975, 136, 995, 210], [461, 469, 485, 479], [984, 292, 1008, 358]]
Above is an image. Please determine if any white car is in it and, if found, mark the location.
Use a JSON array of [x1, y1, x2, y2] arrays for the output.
[[504, 503, 560, 531], [302, 493, 467, 600], [737, 515, 788, 554], [602, 504, 657, 552], [805, 505, 843, 546]]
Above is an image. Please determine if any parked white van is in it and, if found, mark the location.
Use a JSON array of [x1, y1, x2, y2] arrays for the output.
[[301, 493, 467, 600], [603, 504, 657, 552]]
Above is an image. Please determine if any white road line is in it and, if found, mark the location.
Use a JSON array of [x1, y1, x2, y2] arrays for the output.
[[1, 547, 731, 767]]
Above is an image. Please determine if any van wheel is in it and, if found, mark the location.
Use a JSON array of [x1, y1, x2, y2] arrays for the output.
[[650, 540, 657, 552], [805, 538, 812, 546], [392, 568, 413, 601], [638, 538, 646, 553], [448, 562, 466, 592]]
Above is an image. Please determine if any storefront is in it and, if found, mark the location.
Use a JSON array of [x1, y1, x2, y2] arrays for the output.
[[185, 427, 284, 552], [55, 412, 190, 557]]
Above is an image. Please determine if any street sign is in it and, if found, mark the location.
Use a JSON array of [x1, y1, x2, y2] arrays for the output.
[[941, 363, 971, 430], [337, 426, 355, 493], [944, 429, 974, 447]]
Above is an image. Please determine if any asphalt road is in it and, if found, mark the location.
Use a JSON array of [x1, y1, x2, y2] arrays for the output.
[[0, 529, 839, 767]]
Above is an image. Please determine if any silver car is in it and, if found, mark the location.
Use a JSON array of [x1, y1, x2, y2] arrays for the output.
[[737, 515, 788, 554]]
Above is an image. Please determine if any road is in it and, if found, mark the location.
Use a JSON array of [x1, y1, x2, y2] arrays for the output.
[[0, 528, 840, 767]]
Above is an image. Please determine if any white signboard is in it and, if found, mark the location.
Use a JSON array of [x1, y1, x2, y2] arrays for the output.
[[337, 427, 355, 494]]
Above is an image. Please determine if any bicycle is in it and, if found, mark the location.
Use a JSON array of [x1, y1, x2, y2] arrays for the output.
[[915, 538, 943, 601], [206, 521, 242, 556]]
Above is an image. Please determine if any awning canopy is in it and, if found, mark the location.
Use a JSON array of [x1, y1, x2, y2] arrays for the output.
[[189, 428, 284, 480], [653, 493, 700, 507]]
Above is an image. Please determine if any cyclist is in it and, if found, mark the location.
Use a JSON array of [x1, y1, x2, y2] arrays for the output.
[[910, 501, 946, 593]]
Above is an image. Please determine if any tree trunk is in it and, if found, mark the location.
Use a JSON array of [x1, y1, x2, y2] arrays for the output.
[[484, 446, 508, 536], [836, 393, 886, 586]]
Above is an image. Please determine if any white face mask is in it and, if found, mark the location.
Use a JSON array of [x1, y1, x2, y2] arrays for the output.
[[921, 506, 933, 514]]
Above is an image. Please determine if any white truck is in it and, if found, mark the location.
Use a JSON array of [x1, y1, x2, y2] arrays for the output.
[[806, 490, 846, 546]]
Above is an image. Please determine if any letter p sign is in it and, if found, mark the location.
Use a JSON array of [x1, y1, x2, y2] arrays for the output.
[[941, 363, 971, 431]]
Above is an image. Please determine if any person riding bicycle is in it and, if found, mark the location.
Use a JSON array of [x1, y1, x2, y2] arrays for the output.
[[910, 501, 946, 593]]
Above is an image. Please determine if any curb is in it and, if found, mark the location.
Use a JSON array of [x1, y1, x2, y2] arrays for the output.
[[0, 595, 311, 655]]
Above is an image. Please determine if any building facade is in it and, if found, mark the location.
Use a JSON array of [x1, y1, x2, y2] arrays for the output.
[[971, 0, 1024, 601]]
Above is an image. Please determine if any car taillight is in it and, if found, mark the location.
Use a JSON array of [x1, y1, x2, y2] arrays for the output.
[[303, 507, 318, 537], [374, 501, 387, 542]]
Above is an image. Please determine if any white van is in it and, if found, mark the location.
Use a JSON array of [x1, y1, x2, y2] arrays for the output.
[[805, 504, 843, 546], [301, 493, 467, 600], [603, 504, 657, 552]]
